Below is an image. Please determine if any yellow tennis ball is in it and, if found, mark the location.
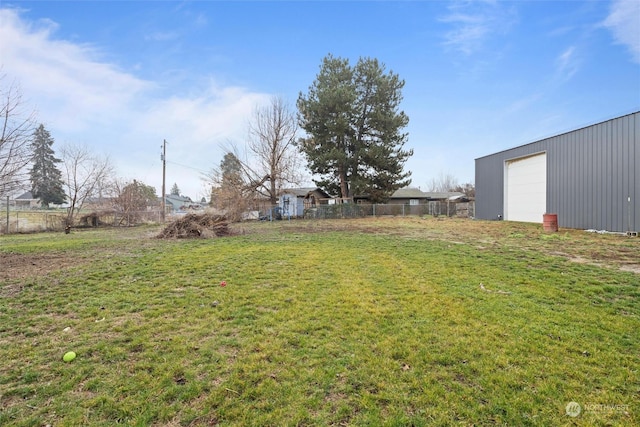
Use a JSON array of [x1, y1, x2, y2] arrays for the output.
[[63, 351, 76, 362]]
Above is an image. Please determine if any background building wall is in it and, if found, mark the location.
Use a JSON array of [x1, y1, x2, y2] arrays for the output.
[[475, 112, 639, 232]]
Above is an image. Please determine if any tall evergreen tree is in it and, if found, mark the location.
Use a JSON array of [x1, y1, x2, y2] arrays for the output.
[[29, 124, 65, 207], [170, 182, 181, 196], [297, 55, 412, 202], [220, 152, 243, 188]]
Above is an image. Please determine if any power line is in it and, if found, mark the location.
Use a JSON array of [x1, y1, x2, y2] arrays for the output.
[[161, 140, 166, 222], [165, 159, 211, 174]]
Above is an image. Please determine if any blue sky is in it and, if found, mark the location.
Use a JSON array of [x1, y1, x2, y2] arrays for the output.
[[1, 0, 639, 200]]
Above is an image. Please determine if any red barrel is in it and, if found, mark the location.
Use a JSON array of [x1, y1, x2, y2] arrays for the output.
[[543, 213, 558, 232]]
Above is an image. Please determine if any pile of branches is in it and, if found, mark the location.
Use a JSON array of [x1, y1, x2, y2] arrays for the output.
[[157, 213, 232, 239]]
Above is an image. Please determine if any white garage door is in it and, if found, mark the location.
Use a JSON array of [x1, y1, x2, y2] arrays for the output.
[[505, 153, 547, 223]]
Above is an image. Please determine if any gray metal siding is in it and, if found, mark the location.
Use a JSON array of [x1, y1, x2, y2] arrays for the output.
[[475, 154, 505, 220], [475, 112, 639, 232]]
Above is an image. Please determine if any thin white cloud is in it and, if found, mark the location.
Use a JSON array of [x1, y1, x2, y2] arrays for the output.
[[0, 8, 150, 132], [191, 12, 208, 29], [504, 92, 543, 115], [603, 0, 640, 63], [442, 22, 490, 55], [556, 46, 580, 81], [439, 0, 517, 55], [0, 7, 269, 198], [140, 84, 269, 150], [124, 85, 270, 200]]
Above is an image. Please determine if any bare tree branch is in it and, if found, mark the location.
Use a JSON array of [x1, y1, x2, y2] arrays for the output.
[[246, 96, 303, 204], [203, 98, 304, 219], [60, 143, 114, 225], [427, 172, 459, 193], [216, 141, 271, 198], [0, 75, 36, 196]]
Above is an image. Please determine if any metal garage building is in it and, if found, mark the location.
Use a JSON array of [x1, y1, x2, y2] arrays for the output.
[[475, 111, 639, 232]]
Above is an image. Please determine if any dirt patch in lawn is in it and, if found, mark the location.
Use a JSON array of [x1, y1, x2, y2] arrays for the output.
[[1, 227, 163, 283], [620, 264, 640, 274], [1, 252, 93, 298], [0, 252, 86, 282]]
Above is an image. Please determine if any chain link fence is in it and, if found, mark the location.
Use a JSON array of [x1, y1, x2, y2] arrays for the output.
[[1, 210, 67, 234], [2, 202, 475, 233], [296, 201, 475, 220], [1, 209, 165, 234]]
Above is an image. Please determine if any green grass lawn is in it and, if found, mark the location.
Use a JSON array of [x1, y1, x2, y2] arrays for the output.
[[1, 219, 638, 426]]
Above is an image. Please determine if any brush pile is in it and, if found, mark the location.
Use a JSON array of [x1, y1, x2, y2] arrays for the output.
[[157, 213, 232, 239]]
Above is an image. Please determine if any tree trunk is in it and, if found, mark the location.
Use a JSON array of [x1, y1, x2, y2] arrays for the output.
[[339, 168, 349, 200], [269, 178, 277, 206], [66, 195, 77, 225]]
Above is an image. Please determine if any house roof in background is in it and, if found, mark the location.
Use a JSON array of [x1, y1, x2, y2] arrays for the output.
[[423, 191, 465, 200], [390, 188, 464, 200], [390, 187, 426, 199], [16, 191, 35, 200], [165, 194, 193, 203], [278, 187, 466, 201], [280, 187, 331, 198]]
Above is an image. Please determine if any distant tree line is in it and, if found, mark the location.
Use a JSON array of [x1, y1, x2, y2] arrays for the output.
[[3, 53, 472, 225]]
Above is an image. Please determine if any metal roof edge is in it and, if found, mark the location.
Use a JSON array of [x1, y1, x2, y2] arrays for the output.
[[474, 110, 640, 161]]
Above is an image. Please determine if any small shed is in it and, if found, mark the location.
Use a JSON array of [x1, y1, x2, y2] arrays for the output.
[[279, 188, 332, 217]]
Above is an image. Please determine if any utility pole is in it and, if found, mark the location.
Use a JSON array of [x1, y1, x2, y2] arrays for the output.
[[5, 196, 9, 234], [161, 140, 167, 222]]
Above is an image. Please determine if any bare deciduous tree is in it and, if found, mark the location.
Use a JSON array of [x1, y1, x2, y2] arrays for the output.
[[427, 172, 459, 193], [245, 96, 303, 204], [427, 172, 475, 197], [60, 143, 113, 225], [205, 97, 304, 219], [0, 76, 36, 196]]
